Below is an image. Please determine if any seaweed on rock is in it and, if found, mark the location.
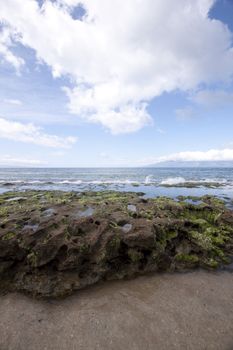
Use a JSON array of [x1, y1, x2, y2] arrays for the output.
[[0, 190, 232, 298]]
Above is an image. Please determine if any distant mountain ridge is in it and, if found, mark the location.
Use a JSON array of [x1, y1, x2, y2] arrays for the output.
[[147, 161, 233, 168]]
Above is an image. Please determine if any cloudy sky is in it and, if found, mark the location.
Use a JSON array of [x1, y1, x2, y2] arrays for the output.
[[0, 0, 233, 167]]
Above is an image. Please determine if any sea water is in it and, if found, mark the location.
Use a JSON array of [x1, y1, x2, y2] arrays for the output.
[[0, 168, 233, 201]]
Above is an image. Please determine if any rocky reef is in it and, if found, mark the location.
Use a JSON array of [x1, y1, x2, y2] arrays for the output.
[[0, 190, 233, 298], [160, 181, 225, 188]]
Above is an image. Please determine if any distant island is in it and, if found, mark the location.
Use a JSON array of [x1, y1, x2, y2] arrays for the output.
[[147, 161, 233, 168]]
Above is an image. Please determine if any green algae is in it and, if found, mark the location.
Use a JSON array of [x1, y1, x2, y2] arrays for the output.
[[109, 221, 119, 229], [0, 190, 232, 292], [139, 210, 154, 220], [175, 253, 199, 264], [0, 206, 8, 217], [190, 231, 214, 250], [0, 189, 232, 298], [78, 191, 130, 206], [203, 258, 219, 268], [79, 243, 89, 254], [2, 232, 16, 240], [108, 235, 121, 250], [27, 251, 38, 267], [128, 249, 143, 263], [191, 218, 209, 227]]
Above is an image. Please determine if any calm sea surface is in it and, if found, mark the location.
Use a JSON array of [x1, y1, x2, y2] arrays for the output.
[[0, 168, 233, 201]]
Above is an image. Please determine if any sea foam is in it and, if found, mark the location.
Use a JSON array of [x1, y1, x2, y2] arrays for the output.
[[160, 177, 186, 185]]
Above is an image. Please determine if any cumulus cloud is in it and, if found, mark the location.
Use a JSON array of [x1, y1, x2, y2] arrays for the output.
[[63, 86, 152, 133], [93, 147, 233, 166], [143, 148, 233, 165], [0, 0, 233, 133], [0, 117, 77, 148]]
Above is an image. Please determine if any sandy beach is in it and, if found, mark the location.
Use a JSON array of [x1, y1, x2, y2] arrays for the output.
[[0, 270, 233, 350]]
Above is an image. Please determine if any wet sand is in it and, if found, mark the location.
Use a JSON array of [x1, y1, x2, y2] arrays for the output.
[[0, 271, 233, 350]]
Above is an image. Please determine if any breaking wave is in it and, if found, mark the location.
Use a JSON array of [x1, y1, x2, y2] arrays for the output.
[[160, 177, 186, 185], [0, 176, 232, 189], [144, 175, 154, 184]]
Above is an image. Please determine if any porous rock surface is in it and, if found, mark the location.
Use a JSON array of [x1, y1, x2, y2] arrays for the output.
[[0, 190, 232, 298]]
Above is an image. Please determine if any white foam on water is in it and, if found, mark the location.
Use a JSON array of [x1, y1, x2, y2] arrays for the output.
[[86, 179, 138, 185], [58, 180, 83, 184], [144, 175, 154, 184], [0, 175, 232, 189], [160, 177, 186, 185], [160, 177, 229, 187], [55, 179, 139, 185]]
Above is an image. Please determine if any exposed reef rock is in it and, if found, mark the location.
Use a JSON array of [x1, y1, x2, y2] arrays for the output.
[[0, 191, 233, 298], [160, 181, 225, 188]]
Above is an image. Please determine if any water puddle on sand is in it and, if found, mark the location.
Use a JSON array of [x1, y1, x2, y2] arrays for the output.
[[42, 208, 57, 217], [222, 198, 233, 210], [77, 207, 94, 218], [127, 204, 137, 212], [121, 223, 132, 233], [23, 224, 39, 232], [184, 199, 204, 206], [6, 197, 27, 202]]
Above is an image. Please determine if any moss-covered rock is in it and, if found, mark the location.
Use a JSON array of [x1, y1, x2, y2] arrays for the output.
[[0, 190, 232, 298]]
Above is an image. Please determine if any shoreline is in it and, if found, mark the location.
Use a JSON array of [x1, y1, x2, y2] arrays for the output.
[[1, 185, 233, 204]]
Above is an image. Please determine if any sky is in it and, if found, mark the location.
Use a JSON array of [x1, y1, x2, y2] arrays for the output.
[[0, 0, 233, 167]]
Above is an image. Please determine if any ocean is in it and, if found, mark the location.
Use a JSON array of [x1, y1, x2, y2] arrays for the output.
[[0, 167, 233, 201]]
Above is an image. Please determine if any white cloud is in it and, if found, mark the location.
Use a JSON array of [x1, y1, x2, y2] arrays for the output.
[[0, 0, 233, 133], [191, 89, 233, 107], [0, 27, 24, 73], [0, 117, 77, 148], [0, 155, 46, 166], [151, 148, 233, 163], [90, 105, 152, 134]]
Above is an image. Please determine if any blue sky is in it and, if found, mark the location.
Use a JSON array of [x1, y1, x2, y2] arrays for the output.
[[0, 0, 233, 167]]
